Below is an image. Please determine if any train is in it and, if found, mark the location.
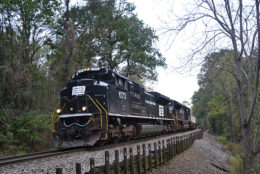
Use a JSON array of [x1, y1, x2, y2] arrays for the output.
[[52, 68, 195, 147]]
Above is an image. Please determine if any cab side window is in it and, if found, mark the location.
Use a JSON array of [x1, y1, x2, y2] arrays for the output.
[[129, 83, 140, 93], [116, 76, 126, 89]]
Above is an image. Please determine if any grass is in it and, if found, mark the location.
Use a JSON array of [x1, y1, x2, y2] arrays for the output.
[[216, 135, 229, 144]]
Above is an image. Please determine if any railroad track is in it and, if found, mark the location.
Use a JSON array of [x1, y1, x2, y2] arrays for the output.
[[0, 129, 197, 167], [0, 147, 85, 166]]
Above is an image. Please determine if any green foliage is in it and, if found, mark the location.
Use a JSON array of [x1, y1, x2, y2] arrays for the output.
[[192, 89, 211, 130], [0, 111, 52, 156], [207, 93, 228, 134], [208, 93, 227, 119], [225, 143, 243, 174], [228, 156, 243, 174], [216, 135, 229, 144]]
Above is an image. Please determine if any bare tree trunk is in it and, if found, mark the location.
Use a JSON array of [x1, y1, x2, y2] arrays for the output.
[[228, 92, 235, 141], [62, 0, 76, 83]]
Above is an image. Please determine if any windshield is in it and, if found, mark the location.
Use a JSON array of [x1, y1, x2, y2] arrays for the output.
[[71, 70, 113, 82]]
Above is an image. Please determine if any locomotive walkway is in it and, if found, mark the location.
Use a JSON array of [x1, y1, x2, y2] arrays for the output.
[[149, 132, 231, 174]]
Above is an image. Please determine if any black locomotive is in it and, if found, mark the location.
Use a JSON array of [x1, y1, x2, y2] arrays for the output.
[[52, 68, 195, 147]]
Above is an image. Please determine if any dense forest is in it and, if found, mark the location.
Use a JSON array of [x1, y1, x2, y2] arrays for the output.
[[0, 0, 165, 155]]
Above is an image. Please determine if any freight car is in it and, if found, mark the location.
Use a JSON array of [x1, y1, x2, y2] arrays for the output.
[[52, 68, 195, 147]]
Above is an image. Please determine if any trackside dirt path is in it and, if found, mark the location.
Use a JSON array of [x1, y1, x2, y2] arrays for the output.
[[149, 132, 231, 174]]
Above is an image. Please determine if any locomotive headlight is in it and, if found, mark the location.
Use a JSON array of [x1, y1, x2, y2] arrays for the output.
[[56, 109, 61, 114], [82, 106, 87, 111]]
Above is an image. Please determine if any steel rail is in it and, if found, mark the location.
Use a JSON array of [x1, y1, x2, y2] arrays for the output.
[[0, 147, 85, 166]]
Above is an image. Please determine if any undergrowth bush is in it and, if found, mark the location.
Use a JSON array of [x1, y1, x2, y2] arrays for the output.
[[227, 156, 242, 174], [224, 143, 243, 174], [0, 110, 52, 156], [216, 135, 229, 144], [216, 133, 243, 174]]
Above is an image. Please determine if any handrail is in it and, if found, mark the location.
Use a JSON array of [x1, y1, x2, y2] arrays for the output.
[[51, 101, 60, 131], [51, 102, 66, 131], [87, 94, 103, 128], [170, 113, 176, 125], [95, 99, 108, 130]]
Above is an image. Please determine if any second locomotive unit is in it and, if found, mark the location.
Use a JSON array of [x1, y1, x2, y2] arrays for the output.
[[52, 68, 194, 147]]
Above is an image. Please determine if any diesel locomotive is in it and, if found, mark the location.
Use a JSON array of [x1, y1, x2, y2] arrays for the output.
[[52, 68, 195, 147]]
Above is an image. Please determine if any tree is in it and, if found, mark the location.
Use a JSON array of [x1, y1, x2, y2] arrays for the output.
[[67, 0, 166, 81], [207, 92, 227, 135], [192, 89, 211, 130], [48, 0, 79, 90], [165, 1, 260, 173], [119, 15, 165, 81], [0, 0, 61, 110], [198, 49, 239, 140]]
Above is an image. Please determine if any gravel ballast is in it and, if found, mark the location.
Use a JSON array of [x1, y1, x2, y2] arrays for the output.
[[0, 129, 201, 174]]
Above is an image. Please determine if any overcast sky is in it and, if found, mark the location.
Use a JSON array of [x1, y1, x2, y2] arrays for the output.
[[127, 0, 199, 104], [71, 0, 200, 104]]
